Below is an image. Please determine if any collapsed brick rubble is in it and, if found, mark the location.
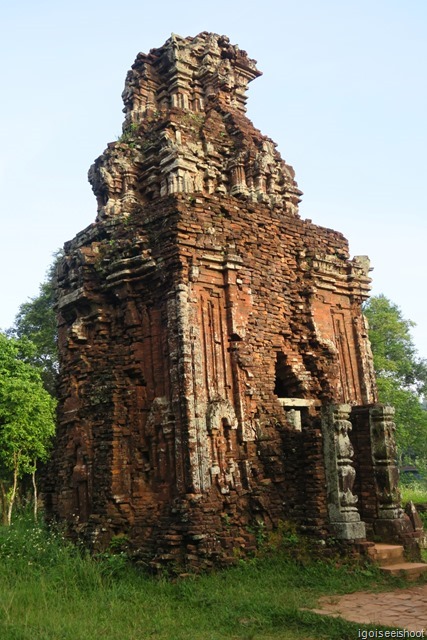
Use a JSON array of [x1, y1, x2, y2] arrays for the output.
[[45, 33, 421, 569]]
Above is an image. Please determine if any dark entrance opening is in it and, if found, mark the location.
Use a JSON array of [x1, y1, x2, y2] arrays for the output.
[[274, 352, 305, 398]]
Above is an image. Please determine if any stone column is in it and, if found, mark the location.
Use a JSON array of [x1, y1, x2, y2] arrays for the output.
[[167, 284, 211, 494], [229, 157, 248, 197], [322, 404, 366, 539], [369, 405, 403, 520]]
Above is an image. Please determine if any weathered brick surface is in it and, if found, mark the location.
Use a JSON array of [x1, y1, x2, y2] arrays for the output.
[[45, 33, 409, 568]]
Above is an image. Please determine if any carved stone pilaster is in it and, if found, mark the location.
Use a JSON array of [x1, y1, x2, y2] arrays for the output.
[[322, 404, 366, 539], [369, 405, 403, 520]]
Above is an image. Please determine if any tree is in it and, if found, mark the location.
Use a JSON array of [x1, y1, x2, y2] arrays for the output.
[[364, 295, 427, 466], [364, 295, 427, 393], [8, 250, 62, 395], [0, 333, 56, 524]]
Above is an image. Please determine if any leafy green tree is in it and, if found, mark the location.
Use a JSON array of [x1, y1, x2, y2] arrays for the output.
[[0, 333, 56, 524], [8, 251, 62, 395], [364, 295, 427, 466]]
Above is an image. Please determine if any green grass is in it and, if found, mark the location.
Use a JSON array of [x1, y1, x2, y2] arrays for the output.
[[0, 513, 418, 640], [401, 481, 427, 505], [400, 481, 427, 537]]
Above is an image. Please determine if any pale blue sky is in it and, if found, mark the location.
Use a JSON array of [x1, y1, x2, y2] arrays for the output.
[[1, 0, 426, 356]]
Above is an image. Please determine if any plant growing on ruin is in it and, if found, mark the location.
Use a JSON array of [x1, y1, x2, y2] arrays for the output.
[[117, 122, 140, 146]]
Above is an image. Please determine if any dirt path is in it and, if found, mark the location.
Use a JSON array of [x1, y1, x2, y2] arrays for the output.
[[310, 583, 427, 632]]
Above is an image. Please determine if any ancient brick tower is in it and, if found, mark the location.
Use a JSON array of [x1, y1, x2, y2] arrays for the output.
[[46, 33, 415, 568]]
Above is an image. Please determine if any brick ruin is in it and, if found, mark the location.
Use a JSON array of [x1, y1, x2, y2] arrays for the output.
[[45, 33, 420, 569]]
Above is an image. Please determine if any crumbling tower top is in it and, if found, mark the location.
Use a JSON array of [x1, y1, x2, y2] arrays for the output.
[[122, 32, 262, 122], [89, 32, 302, 221]]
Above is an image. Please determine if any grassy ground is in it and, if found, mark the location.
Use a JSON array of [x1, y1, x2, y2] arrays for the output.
[[400, 481, 427, 561], [0, 514, 415, 640], [401, 481, 427, 506]]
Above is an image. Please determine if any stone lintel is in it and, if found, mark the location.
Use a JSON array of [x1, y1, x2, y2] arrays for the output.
[[278, 398, 321, 408]]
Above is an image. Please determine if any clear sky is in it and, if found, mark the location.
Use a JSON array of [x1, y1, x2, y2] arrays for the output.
[[1, 0, 426, 356]]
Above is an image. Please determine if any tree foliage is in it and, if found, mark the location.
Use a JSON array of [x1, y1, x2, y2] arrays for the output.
[[8, 251, 62, 395], [0, 333, 56, 523], [364, 294, 427, 465]]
